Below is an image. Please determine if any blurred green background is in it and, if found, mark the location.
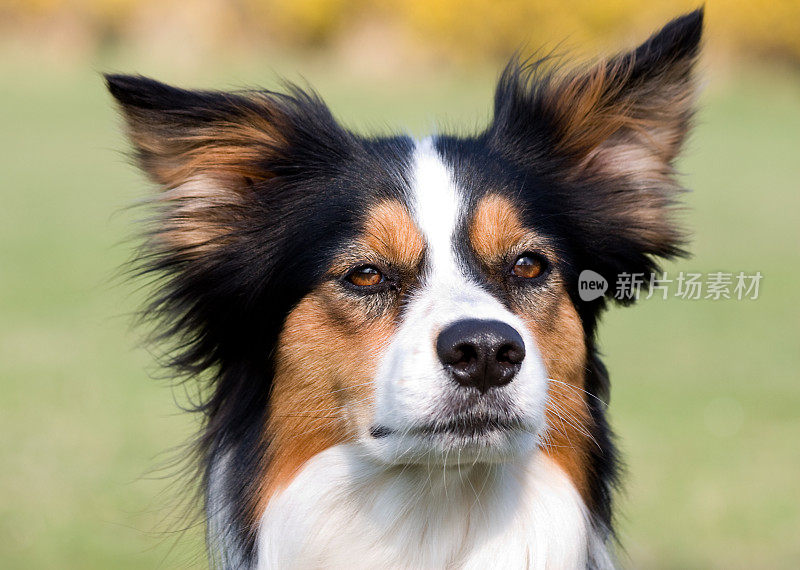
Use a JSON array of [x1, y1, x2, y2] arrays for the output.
[[1, 1, 799, 568]]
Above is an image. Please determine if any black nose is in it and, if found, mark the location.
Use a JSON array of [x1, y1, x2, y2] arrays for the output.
[[436, 319, 525, 393]]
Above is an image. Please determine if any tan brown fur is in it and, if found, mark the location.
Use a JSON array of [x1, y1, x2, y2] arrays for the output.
[[544, 56, 695, 173], [120, 95, 290, 256], [361, 201, 426, 269], [545, 60, 637, 161], [258, 286, 393, 512], [470, 194, 529, 266], [122, 96, 288, 188]]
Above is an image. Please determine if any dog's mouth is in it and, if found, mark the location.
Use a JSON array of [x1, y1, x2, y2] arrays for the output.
[[370, 414, 525, 440], [366, 407, 541, 465], [366, 389, 543, 464]]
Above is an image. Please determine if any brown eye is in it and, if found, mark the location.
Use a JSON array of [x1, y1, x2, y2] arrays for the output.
[[512, 254, 546, 279], [346, 266, 384, 287]]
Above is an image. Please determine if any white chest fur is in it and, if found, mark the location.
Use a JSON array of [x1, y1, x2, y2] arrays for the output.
[[256, 445, 612, 569]]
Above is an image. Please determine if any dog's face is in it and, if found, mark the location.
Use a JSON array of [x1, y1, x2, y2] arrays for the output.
[[275, 139, 581, 467], [107, 10, 701, 515]]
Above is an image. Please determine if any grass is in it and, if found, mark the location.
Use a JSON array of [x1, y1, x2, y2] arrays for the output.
[[0, 55, 798, 568]]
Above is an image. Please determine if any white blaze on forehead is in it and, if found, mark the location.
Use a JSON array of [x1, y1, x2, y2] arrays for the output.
[[410, 138, 462, 277]]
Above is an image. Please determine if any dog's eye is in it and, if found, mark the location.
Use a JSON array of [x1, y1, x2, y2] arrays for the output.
[[346, 265, 384, 287], [511, 254, 546, 280]]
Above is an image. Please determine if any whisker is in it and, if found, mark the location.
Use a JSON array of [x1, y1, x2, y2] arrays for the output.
[[547, 400, 601, 451], [548, 377, 607, 406]]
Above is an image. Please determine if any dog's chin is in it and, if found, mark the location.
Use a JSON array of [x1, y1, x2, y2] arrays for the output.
[[364, 416, 542, 466]]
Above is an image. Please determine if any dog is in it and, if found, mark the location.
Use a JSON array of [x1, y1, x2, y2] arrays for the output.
[[107, 8, 702, 568]]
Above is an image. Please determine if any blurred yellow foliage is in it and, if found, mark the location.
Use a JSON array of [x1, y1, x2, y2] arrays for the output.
[[3, 0, 800, 63]]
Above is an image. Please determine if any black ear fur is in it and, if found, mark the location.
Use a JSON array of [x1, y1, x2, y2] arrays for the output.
[[625, 8, 703, 77], [106, 74, 215, 111]]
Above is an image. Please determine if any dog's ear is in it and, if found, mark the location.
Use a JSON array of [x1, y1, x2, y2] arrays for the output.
[[105, 75, 293, 188], [490, 9, 703, 297], [107, 75, 358, 378], [105, 75, 344, 255]]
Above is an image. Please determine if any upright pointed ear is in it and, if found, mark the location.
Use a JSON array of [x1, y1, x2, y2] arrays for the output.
[[490, 9, 703, 290], [106, 74, 292, 188], [105, 74, 345, 255], [534, 8, 703, 175]]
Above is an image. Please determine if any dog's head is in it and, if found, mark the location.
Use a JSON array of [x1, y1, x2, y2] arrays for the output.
[[108, 7, 701, 550]]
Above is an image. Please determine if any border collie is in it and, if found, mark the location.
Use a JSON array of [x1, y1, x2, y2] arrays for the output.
[[107, 9, 702, 568]]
